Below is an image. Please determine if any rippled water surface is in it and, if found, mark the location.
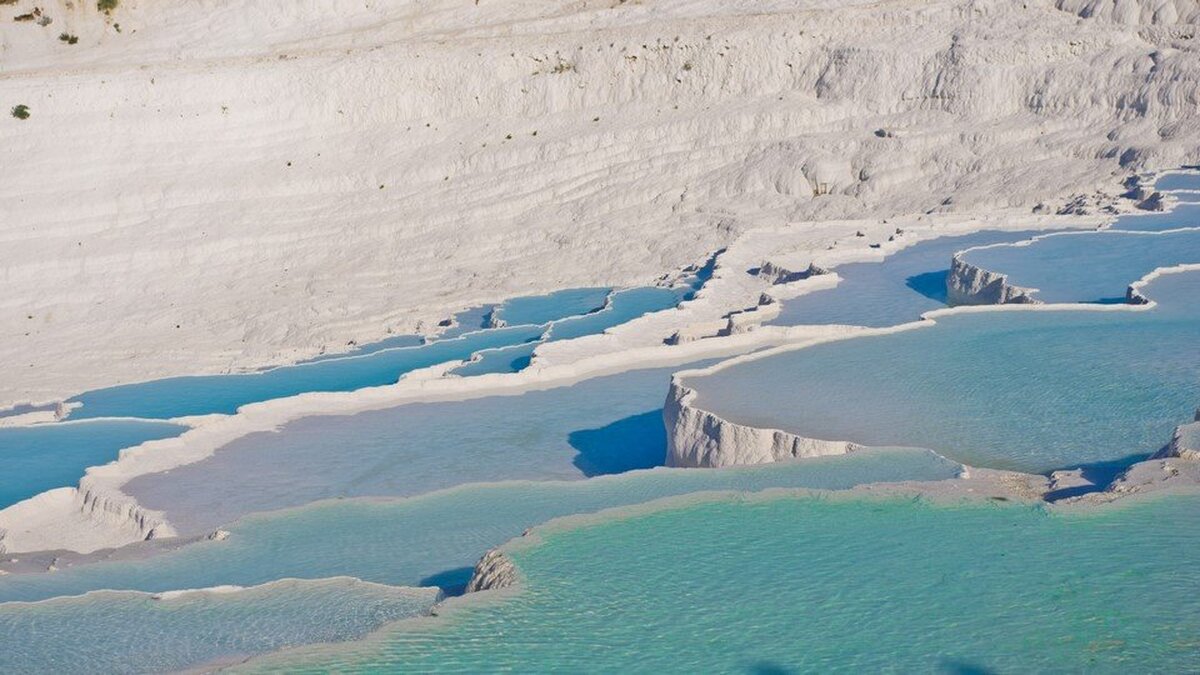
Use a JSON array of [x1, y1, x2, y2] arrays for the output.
[[0, 449, 956, 607], [242, 493, 1200, 673], [0, 578, 437, 674], [6, 180, 1200, 674]]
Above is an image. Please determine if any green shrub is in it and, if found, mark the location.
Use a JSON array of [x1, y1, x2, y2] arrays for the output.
[[11, 104, 30, 120], [59, 32, 79, 44], [97, 0, 118, 11]]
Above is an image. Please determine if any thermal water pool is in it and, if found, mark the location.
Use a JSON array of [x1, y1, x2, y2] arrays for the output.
[[122, 364, 704, 534], [5, 195, 1199, 673], [0, 420, 184, 508], [65, 324, 548, 420], [242, 492, 1200, 673], [0, 451, 960, 672], [0, 283, 691, 515], [0, 449, 957, 605], [690, 271, 1200, 474], [452, 286, 690, 375], [59, 283, 690, 420], [958, 227, 1200, 304], [0, 578, 439, 674], [766, 230, 1050, 327], [1155, 170, 1200, 192]]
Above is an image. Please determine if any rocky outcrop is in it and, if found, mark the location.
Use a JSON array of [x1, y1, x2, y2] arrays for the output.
[[75, 484, 176, 542], [465, 548, 519, 593], [1125, 284, 1153, 305], [664, 377, 859, 468], [754, 261, 830, 285], [1136, 191, 1167, 211], [665, 294, 781, 345], [946, 254, 1041, 306], [1153, 409, 1200, 460]]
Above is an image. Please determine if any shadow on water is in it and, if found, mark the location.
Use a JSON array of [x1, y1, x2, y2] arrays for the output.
[[568, 410, 667, 477], [1043, 453, 1151, 501], [419, 567, 476, 596], [905, 270, 949, 303]]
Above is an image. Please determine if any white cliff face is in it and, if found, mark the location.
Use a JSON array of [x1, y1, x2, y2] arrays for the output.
[[664, 377, 858, 468], [946, 254, 1042, 306], [466, 548, 520, 593], [1153, 409, 1200, 461], [1168, 422, 1200, 460], [2, 0, 1200, 406], [0, 485, 170, 556]]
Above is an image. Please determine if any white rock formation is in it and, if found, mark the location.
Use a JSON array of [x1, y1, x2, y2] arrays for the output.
[[2, 0, 1200, 406], [946, 254, 1042, 305], [465, 548, 519, 593], [0, 487, 167, 556], [1154, 409, 1200, 460], [664, 377, 859, 468]]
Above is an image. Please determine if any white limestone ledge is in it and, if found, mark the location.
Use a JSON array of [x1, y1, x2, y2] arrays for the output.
[[664, 377, 860, 468], [946, 254, 1041, 306], [1154, 409, 1200, 461]]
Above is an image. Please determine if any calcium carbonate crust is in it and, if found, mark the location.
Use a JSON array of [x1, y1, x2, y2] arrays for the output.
[[946, 254, 1042, 305], [4, 0, 1200, 408], [664, 378, 861, 468], [0, 214, 1078, 560], [663, 263, 1200, 502]]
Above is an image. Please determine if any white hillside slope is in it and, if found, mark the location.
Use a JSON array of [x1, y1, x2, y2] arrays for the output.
[[1, 0, 1198, 406]]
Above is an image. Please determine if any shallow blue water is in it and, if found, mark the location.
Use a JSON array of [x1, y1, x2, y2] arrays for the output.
[[65, 285, 687, 420], [244, 493, 1200, 673], [0, 579, 438, 674], [0, 448, 958, 605], [489, 287, 610, 327], [960, 228, 1200, 303], [451, 342, 539, 376], [1155, 171, 1200, 191], [546, 286, 688, 341], [1113, 201, 1200, 231], [695, 271, 1200, 474], [66, 324, 545, 420], [0, 421, 184, 507], [436, 304, 494, 339], [6, 188, 1200, 674], [768, 230, 1049, 327], [124, 364, 711, 533], [453, 286, 690, 375]]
